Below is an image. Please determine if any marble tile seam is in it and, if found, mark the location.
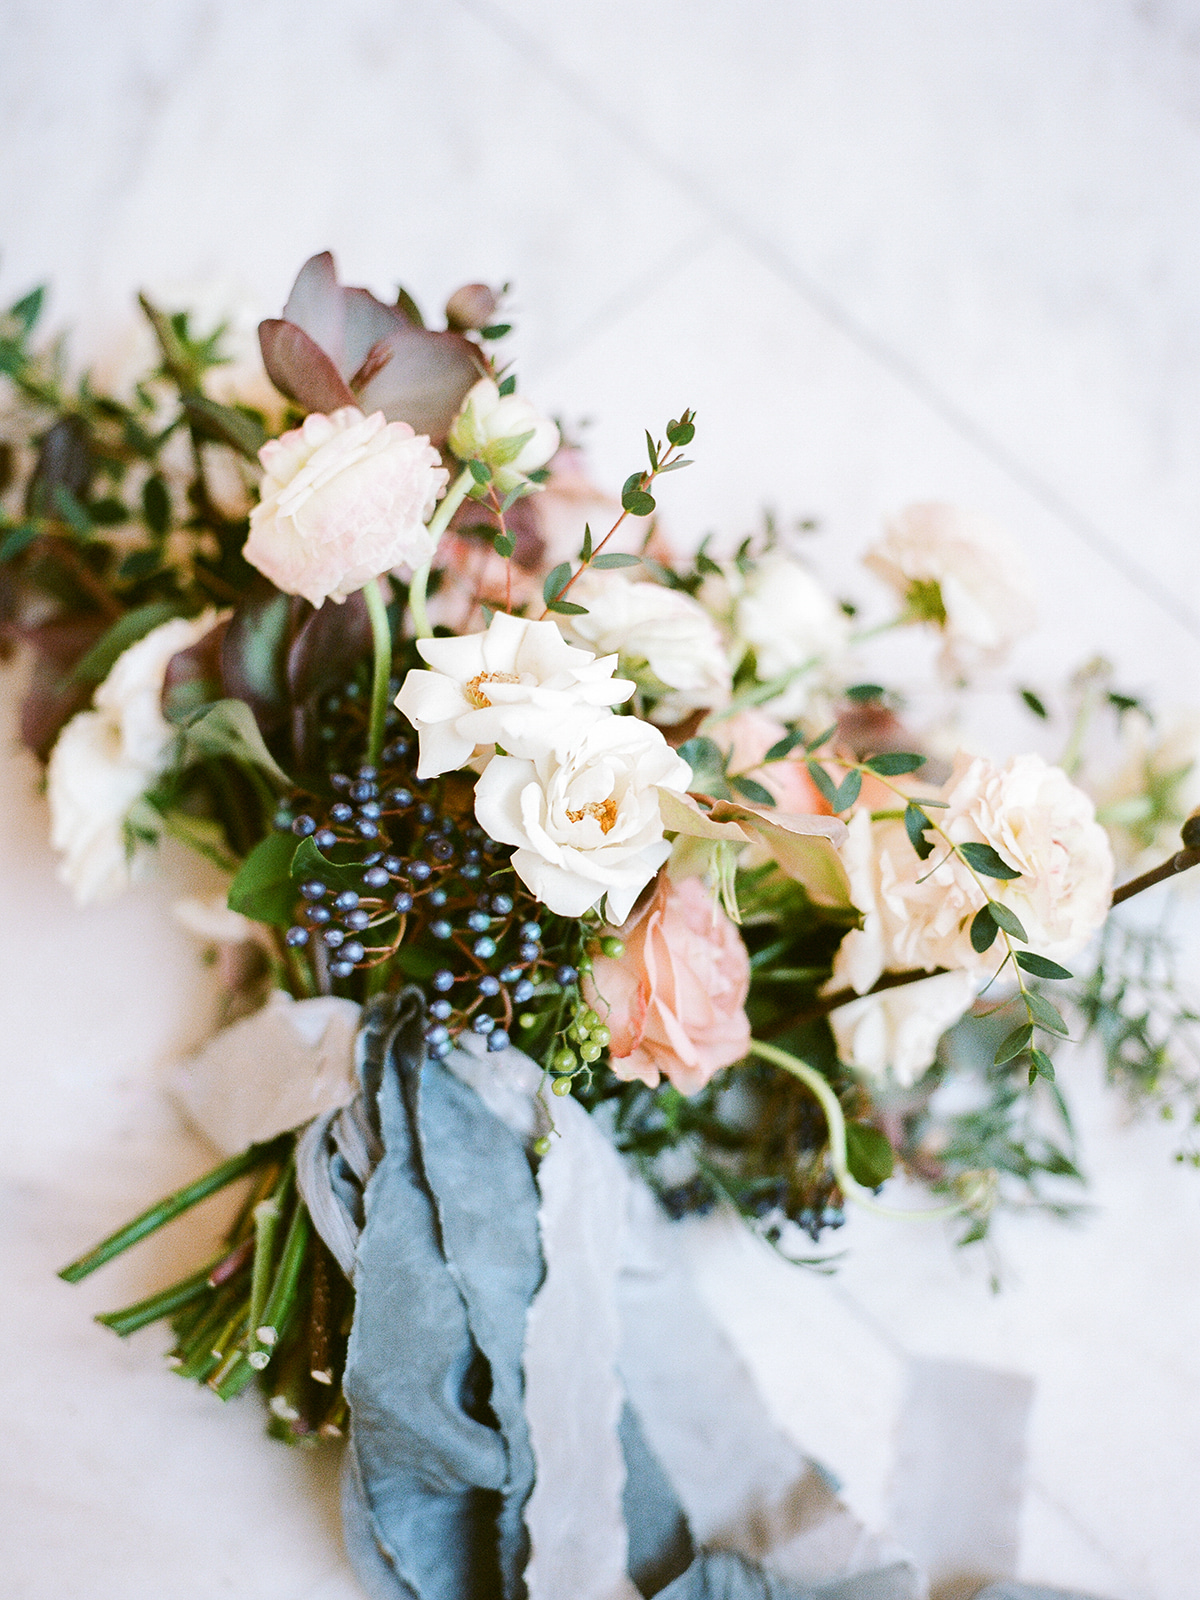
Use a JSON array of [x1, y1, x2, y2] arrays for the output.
[[456, 0, 1200, 646], [1023, 1476, 1156, 1600]]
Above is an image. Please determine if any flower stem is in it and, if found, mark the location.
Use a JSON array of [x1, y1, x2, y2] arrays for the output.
[[363, 576, 393, 768], [58, 1137, 289, 1283], [409, 464, 476, 640], [747, 1038, 968, 1221]]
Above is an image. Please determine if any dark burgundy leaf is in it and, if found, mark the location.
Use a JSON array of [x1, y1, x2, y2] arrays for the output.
[[280, 252, 346, 372], [219, 580, 297, 734], [258, 320, 356, 415], [162, 616, 228, 724], [356, 325, 484, 443], [25, 416, 93, 518], [18, 615, 109, 759], [287, 588, 372, 707]]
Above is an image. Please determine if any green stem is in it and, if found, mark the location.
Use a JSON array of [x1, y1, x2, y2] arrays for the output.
[[96, 1262, 218, 1337], [747, 1038, 967, 1221], [58, 1138, 288, 1283], [254, 1199, 311, 1352], [362, 576, 393, 768], [408, 465, 475, 639]]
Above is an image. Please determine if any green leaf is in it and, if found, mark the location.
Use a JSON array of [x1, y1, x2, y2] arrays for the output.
[[806, 723, 838, 753], [904, 802, 935, 861], [666, 417, 695, 447], [844, 1121, 895, 1188], [499, 483, 532, 513], [591, 551, 641, 569], [958, 840, 1022, 879], [118, 549, 162, 582], [289, 835, 372, 896], [620, 474, 656, 517], [493, 532, 515, 559], [480, 323, 512, 341], [645, 430, 659, 472], [227, 831, 297, 926], [765, 727, 807, 762], [0, 522, 38, 562], [1024, 991, 1070, 1037], [89, 497, 130, 526], [1029, 1047, 1056, 1083], [580, 523, 593, 561], [468, 459, 491, 485], [497, 375, 517, 398], [844, 683, 886, 703], [864, 751, 925, 776], [487, 428, 535, 466], [677, 736, 731, 799], [832, 769, 862, 812], [66, 600, 185, 686], [182, 394, 267, 460], [543, 562, 571, 604], [986, 900, 1028, 941], [1019, 687, 1048, 720], [805, 759, 838, 807], [730, 774, 775, 806], [546, 599, 588, 616], [995, 1023, 1034, 1065], [180, 699, 291, 786], [9, 285, 45, 333], [1015, 950, 1073, 981], [142, 474, 171, 536], [53, 484, 92, 537], [970, 904, 998, 954]]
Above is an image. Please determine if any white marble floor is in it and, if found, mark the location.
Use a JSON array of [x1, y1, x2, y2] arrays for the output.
[[4, 3, 1200, 1596]]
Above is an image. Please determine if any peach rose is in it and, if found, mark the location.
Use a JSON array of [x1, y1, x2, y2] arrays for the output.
[[586, 873, 751, 1095]]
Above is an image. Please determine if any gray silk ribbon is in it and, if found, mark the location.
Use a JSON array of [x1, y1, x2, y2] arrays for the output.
[[298, 993, 1099, 1600]]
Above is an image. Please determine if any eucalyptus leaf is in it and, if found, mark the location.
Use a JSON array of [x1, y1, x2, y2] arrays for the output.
[[904, 802, 935, 861], [1029, 1047, 1057, 1083], [831, 769, 862, 812], [591, 552, 641, 569], [986, 900, 1028, 941], [864, 751, 925, 776], [543, 562, 571, 605], [958, 840, 1022, 880], [805, 758, 838, 807], [730, 774, 775, 806], [1015, 950, 1073, 981], [764, 727, 807, 762], [994, 1022, 1033, 1065], [970, 904, 998, 954], [1024, 991, 1070, 1037]]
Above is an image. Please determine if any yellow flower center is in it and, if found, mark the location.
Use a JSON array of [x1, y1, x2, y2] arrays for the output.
[[566, 798, 619, 834], [465, 671, 521, 708]]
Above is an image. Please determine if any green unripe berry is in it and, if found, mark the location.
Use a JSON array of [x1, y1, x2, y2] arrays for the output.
[[581, 1008, 600, 1030], [576, 953, 593, 973], [552, 1049, 576, 1075], [519, 1013, 537, 1030], [532, 1136, 551, 1156], [551, 1076, 573, 1097], [600, 937, 625, 958], [590, 1025, 610, 1048], [580, 1041, 602, 1063]]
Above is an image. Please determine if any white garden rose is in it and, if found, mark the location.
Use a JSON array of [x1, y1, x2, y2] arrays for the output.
[[560, 571, 732, 724], [394, 611, 634, 779], [829, 970, 980, 1087], [699, 552, 849, 719], [447, 378, 559, 494], [942, 750, 1114, 963], [47, 610, 224, 904], [244, 407, 447, 607], [473, 716, 693, 922], [863, 502, 1035, 677]]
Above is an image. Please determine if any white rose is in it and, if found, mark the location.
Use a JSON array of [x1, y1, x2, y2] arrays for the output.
[[863, 502, 1035, 676], [830, 971, 980, 1086], [560, 571, 732, 724], [942, 751, 1114, 963], [473, 716, 693, 923], [447, 378, 559, 494], [700, 552, 849, 719], [46, 610, 224, 904], [244, 407, 447, 607], [394, 611, 634, 779]]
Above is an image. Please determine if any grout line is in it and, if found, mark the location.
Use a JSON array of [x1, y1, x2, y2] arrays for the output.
[[525, 221, 721, 383], [455, 0, 1200, 646]]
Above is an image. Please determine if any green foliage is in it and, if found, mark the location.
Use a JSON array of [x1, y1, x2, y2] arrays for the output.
[[864, 751, 924, 776], [844, 1121, 894, 1187], [227, 831, 297, 925], [958, 841, 1022, 879]]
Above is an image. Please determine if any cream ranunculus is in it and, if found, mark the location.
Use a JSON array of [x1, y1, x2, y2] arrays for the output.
[[830, 970, 980, 1087], [942, 751, 1114, 963], [700, 551, 849, 719], [244, 407, 447, 607], [863, 502, 1035, 676], [46, 611, 224, 904], [447, 378, 559, 494], [473, 716, 693, 922], [394, 611, 635, 780], [559, 572, 732, 725]]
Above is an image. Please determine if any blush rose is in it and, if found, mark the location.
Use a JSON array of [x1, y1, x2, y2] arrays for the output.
[[585, 873, 751, 1095]]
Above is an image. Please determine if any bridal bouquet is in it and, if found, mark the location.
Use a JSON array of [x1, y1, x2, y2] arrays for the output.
[[4, 253, 1198, 1597]]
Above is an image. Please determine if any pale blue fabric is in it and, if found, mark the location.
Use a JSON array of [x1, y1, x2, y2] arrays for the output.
[[304, 993, 935, 1600]]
